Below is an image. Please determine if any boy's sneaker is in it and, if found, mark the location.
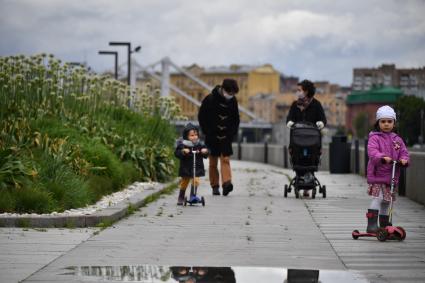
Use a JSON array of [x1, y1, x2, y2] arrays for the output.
[[212, 186, 220, 196], [222, 182, 233, 196], [177, 190, 185, 205]]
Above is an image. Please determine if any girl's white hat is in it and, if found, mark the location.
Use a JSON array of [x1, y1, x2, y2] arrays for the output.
[[376, 105, 396, 121]]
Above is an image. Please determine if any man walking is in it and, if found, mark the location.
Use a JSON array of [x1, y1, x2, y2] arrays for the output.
[[198, 79, 240, 196]]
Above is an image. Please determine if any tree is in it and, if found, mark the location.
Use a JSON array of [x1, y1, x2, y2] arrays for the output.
[[395, 95, 425, 146], [354, 112, 369, 139]]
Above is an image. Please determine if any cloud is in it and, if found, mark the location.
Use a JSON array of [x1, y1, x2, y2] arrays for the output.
[[0, 0, 424, 85]]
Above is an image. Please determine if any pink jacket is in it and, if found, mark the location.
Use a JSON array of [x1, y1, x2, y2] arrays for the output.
[[367, 131, 409, 185]]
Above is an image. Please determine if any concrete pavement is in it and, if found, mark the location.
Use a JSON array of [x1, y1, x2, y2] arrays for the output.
[[1, 160, 424, 282]]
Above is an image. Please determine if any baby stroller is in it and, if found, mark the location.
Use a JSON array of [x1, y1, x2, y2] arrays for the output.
[[284, 122, 326, 199]]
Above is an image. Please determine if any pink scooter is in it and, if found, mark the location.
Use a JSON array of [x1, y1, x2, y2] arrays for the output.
[[352, 160, 406, 241]]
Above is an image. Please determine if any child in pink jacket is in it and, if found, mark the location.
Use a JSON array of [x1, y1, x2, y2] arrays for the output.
[[366, 105, 409, 233]]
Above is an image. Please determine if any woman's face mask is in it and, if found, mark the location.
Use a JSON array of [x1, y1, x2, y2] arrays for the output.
[[296, 90, 305, 99], [223, 90, 234, 100]]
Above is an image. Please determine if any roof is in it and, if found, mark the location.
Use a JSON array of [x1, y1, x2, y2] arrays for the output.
[[346, 86, 403, 104]]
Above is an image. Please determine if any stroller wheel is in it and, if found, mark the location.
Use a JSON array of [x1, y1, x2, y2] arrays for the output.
[[322, 185, 326, 198], [284, 185, 288, 198], [377, 228, 388, 242], [201, 196, 205, 207], [295, 188, 300, 199], [312, 188, 316, 199]]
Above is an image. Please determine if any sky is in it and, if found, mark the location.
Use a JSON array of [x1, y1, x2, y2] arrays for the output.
[[1, 0, 424, 86]]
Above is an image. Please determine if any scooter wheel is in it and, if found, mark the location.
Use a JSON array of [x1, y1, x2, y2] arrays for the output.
[[352, 230, 360, 240], [183, 197, 187, 207], [396, 226, 406, 241], [377, 228, 388, 242], [284, 185, 288, 198], [322, 185, 326, 198], [201, 196, 205, 207]]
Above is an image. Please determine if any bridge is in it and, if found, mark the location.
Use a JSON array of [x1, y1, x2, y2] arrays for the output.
[[117, 57, 274, 140]]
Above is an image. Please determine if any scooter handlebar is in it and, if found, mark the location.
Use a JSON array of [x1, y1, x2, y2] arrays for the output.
[[381, 158, 408, 167]]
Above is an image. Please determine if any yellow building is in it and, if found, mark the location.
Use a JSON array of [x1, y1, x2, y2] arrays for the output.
[[169, 64, 281, 120]]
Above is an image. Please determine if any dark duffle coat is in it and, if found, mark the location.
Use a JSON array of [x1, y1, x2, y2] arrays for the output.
[[198, 86, 240, 156]]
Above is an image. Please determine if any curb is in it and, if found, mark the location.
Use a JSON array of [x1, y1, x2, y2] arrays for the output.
[[0, 180, 179, 228]]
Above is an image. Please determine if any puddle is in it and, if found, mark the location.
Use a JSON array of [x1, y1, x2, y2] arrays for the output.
[[65, 265, 369, 282]]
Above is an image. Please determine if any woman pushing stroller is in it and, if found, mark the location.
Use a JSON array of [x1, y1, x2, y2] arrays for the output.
[[286, 79, 327, 197]]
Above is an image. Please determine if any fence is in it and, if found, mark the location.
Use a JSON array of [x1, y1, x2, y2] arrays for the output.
[[231, 142, 425, 205]]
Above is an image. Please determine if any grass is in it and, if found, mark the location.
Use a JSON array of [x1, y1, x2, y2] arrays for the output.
[[0, 54, 182, 214]]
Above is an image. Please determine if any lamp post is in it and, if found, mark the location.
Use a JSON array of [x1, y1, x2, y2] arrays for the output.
[[420, 109, 424, 147], [98, 51, 118, 80], [108, 42, 141, 86]]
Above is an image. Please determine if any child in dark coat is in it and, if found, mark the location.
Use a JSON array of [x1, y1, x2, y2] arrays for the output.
[[174, 123, 208, 205]]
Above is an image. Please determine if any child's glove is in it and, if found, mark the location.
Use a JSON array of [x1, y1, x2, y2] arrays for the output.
[[182, 148, 190, 154], [316, 121, 324, 129], [201, 148, 208, 154], [286, 121, 294, 129]]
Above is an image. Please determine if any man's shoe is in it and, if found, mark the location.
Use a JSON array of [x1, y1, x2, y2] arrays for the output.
[[222, 182, 233, 196], [212, 186, 220, 196], [177, 190, 185, 205]]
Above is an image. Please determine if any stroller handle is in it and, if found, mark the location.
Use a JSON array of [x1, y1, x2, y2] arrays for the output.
[[291, 121, 319, 129]]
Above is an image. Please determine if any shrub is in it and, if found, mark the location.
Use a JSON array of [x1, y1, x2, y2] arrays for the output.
[[81, 141, 126, 191], [13, 187, 54, 214], [0, 189, 15, 212], [33, 152, 91, 211]]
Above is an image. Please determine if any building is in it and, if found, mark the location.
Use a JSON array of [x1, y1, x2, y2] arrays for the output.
[[353, 64, 425, 99], [249, 93, 276, 122], [168, 64, 281, 121], [314, 81, 348, 128], [345, 86, 403, 136]]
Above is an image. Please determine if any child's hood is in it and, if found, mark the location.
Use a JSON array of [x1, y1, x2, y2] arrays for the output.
[[183, 123, 199, 139]]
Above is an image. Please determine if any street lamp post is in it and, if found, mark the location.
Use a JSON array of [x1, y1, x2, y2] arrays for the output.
[[98, 51, 118, 80], [109, 42, 141, 86], [420, 109, 424, 147], [108, 42, 141, 108]]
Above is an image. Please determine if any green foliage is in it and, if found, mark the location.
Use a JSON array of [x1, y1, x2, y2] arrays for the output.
[[14, 187, 54, 214], [395, 95, 425, 146], [0, 149, 35, 190], [354, 112, 369, 138], [81, 141, 126, 190], [0, 189, 15, 212], [33, 152, 91, 211], [0, 54, 180, 213]]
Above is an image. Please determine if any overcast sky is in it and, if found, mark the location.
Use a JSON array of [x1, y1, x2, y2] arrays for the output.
[[1, 0, 424, 86]]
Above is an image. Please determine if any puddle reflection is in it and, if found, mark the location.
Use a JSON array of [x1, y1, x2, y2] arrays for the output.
[[67, 265, 369, 282]]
